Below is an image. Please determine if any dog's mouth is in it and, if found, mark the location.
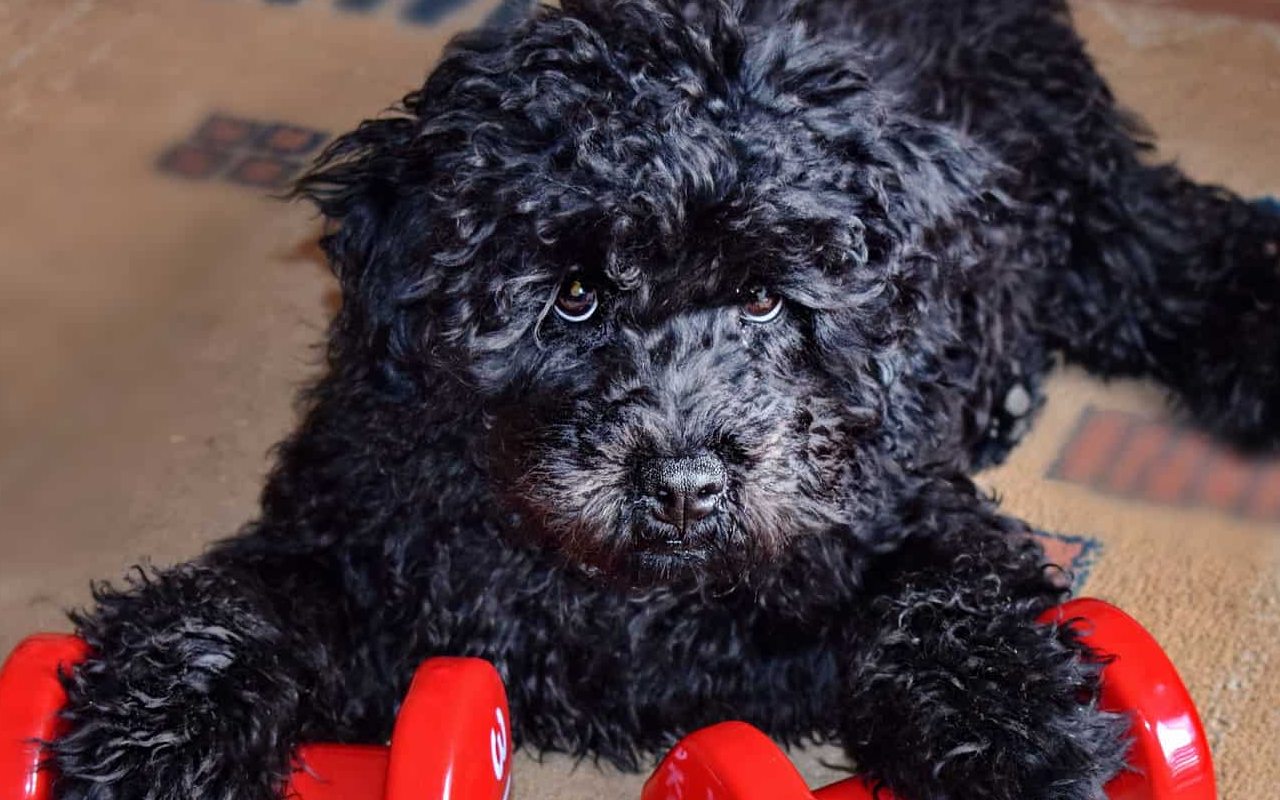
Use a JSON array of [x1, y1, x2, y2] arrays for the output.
[[630, 526, 714, 560], [593, 513, 752, 586], [545, 516, 735, 588], [633, 545, 708, 570], [606, 545, 714, 588]]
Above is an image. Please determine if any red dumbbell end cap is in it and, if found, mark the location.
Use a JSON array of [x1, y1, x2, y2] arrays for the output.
[[0, 634, 90, 800], [385, 657, 513, 800], [1041, 599, 1216, 800], [642, 721, 816, 800]]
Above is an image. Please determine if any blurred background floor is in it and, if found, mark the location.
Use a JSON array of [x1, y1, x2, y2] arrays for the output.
[[1, 1, 1277, 797]]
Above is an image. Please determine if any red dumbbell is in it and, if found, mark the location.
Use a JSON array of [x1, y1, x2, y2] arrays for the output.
[[0, 637, 513, 800], [642, 599, 1216, 800], [0, 598, 1215, 800]]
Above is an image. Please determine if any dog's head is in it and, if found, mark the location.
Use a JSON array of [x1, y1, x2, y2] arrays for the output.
[[297, 0, 989, 585]]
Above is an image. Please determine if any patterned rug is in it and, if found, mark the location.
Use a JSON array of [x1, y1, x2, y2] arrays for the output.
[[0, 1, 1275, 796]]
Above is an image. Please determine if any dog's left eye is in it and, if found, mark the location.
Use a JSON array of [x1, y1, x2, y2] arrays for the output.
[[554, 277, 599, 322], [741, 285, 783, 323]]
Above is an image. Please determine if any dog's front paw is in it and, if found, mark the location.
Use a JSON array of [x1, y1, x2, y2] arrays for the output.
[[843, 594, 1129, 800], [926, 699, 1129, 800], [51, 566, 303, 799]]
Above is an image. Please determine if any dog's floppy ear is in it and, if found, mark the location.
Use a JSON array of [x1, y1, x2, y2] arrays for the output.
[[294, 114, 418, 310], [293, 109, 436, 386]]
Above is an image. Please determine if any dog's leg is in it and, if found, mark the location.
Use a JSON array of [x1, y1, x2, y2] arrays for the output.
[[856, 0, 1280, 446], [50, 548, 401, 800], [1049, 161, 1280, 447], [979, 1, 1280, 445], [837, 476, 1129, 800]]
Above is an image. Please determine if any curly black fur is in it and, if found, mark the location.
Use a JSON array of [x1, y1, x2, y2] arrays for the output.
[[51, 2, 1279, 799]]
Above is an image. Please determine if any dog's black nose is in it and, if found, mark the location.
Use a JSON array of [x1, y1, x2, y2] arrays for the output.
[[640, 453, 726, 531]]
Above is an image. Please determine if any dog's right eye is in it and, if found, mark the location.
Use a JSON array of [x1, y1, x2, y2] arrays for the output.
[[554, 277, 599, 322]]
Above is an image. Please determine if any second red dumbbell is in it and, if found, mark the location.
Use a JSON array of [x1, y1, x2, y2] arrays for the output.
[[642, 599, 1216, 800]]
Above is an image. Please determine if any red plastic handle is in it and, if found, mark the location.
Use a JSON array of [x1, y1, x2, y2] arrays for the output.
[[0, 634, 89, 800], [289, 744, 391, 800]]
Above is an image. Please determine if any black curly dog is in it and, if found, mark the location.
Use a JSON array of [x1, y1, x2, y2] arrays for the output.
[[51, 1, 1279, 798]]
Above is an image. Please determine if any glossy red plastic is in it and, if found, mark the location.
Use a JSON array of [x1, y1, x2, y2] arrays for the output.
[[0, 636, 510, 800], [383, 657, 513, 800], [289, 744, 390, 800], [642, 721, 813, 800], [644, 598, 1216, 800], [1043, 598, 1216, 800], [0, 597, 1214, 800], [0, 633, 89, 800], [284, 657, 513, 800]]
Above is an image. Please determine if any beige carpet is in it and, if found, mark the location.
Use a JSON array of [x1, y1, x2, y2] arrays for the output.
[[1, 1, 1277, 797]]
